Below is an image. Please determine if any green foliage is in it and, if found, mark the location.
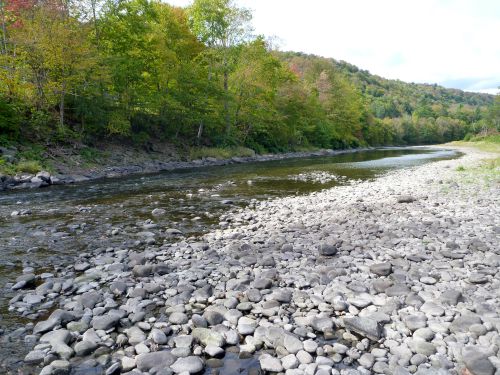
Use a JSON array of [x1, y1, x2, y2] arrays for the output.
[[189, 146, 255, 160], [0, 97, 20, 139], [0, 0, 495, 159], [16, 160, 42, 174]]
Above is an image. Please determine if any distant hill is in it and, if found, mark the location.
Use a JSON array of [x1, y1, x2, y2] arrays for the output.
[[279, 51, 493, 118]]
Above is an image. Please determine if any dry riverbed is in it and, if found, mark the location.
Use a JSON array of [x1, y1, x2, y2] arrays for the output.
[[3, 146, 499, 375]]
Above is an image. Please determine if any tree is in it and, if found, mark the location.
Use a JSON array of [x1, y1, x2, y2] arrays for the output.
[[189, 0, 252, 139], [10, 2, 98, 131]]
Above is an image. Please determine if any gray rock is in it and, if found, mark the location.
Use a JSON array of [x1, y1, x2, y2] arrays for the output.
[[344, 317, 382, 341], [192, 328, 225, 347], [311, 317, 333, 333], [440, 290, 463, 305], [283, 334, 303, 354], [136, 351, 177, 372], [318, 243, 339, 256], [24, 350, 46, 364], [170, 356, 204, 374], [370, 263, 392, 276], [397, 195, 416, 203], [169, 312, 189, 325], [450, 314, 482, 334], [385, 284, 410, 297], [74, 340, 98, 356], [92, 314, 121, 330], [462, 346, 495, 375], [259, 355, 283, 372]]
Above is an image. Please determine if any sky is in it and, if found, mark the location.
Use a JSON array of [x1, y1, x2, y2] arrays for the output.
[[165, 0, 500, 95]]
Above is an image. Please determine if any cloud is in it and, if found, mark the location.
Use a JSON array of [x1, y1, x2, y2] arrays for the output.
[[165, 0, 500, 94]]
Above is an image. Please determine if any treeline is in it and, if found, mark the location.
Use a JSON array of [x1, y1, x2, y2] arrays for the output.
[[0, 0, 498, 152]]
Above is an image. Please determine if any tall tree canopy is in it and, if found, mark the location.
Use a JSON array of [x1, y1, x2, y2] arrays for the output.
[[0, 0, 495, 150]]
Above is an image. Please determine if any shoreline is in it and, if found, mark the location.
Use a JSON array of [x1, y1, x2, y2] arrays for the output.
[[0, 147, 378, 192], [3, 145, 499, 375]]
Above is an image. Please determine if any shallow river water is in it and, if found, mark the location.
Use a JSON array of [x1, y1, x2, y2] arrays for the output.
[[0, 147, 461, 372]]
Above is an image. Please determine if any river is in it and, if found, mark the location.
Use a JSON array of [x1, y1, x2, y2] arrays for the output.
[[0, 146, 461, 372]]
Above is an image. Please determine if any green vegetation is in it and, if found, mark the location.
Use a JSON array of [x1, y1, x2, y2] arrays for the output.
[[189, 146, 255, 160], [0, 0, 498, 161]]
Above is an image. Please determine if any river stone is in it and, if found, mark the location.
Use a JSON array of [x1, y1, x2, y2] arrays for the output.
[[420, 301, 445, 316], [238, 316, 257, 335], [358, 353, 375, 369], [151, 208, 166, 216], [170, 356, 204, 374], [74, 340, 98, 356], [311, 317, 333, 333], [24, 350, 46, 364], [397, 195, 416, 203], [343, 317, 382, 341], [33, 319, 59, 334], [385, 284, 410, 297], [440, 290, 463, 305], [92, 315, 121, 330], [462, 346, 495, 375], [192, 328, 225, 347], [174, 335, 193, 348], [404, 314, 427, 331], [150, 328, 168, 345], [259, 355, 283, 372], [318, 243, 338, 256], [127, 326, 146, 345], [450, 314, 482, 334], [132, 264, 153, 277], [370, 263, 392, 276], [136, 351, 176, 372], [282, 354, 299, 370], [469, 273, 488, 284], [283, 334, 303, 354], [40, 329, 71, 345], [169, 312, 189, 325], [296, 350, 313, 364]]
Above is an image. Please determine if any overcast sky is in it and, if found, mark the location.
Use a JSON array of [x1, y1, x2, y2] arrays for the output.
[[166, 0, 500, 95]]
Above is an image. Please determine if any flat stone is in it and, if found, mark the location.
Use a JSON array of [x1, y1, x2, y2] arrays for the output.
[[343, 317, 382, 341], [283, 334, 303, 354], [462, 346, 495, 375], [450, 314, 482, 334], [385, 284, 410, 297], [370, 263, 392, 276], [311, 316, 333, 333], [92, 315, 121, 330], [260, 355, 283, 372], [170, 356, 204, 374], [136, 351, 176, 372], [469, 273, 488, 284], [74, 340, 98, 356]]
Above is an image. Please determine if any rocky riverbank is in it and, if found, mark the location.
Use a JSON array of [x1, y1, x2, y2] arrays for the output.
[[0, 147, 371, 192], [2, 146, 499, 375]]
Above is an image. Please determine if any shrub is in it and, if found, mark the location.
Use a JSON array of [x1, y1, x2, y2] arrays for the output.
[[16, 160, 42, 174]]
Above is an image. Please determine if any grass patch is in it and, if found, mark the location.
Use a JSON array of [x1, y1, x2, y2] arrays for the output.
[[189, 146, 256, 160], [15, 160, 43, 174], [456, 165, 465, 171], [449, 134, 500, 154]]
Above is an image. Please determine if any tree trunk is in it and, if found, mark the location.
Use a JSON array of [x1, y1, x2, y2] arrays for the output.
[[223, 68, 230, 136], [0, 0, 7, 55], [197, 64, 213, 144], [91, 0, 100, 45], [60, 83, 65, 128]]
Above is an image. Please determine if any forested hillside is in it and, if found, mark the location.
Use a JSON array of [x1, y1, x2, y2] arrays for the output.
[[0, 0, 498, 154]]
